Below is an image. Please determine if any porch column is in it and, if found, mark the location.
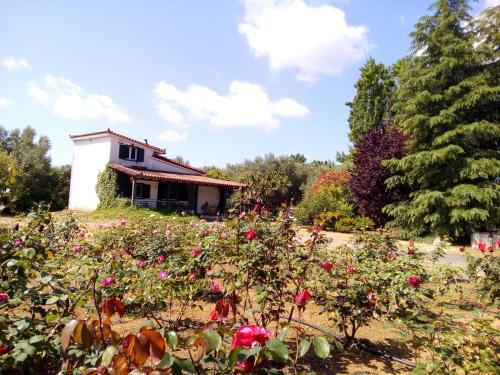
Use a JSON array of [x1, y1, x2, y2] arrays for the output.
[[131, 178, 136, 206]]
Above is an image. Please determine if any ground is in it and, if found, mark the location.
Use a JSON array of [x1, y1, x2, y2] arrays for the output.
[[0, 209, 491, 374]]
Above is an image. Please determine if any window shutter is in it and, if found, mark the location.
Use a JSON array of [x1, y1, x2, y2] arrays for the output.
[[137, 148, 145, 162], [119, 144, 128, 159], [143, 184, 150, 199]]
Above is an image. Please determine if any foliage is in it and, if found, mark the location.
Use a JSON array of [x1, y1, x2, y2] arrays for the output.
[[347, 57, 397, 144], [96, 167, 129, 209], [310, 169, 351, 195], [351, 126, 408, 227], [295, 185, 354, 226], [225, 153, 333, 210], [0, 126, 71, 212], [385, 0, 500, 238], [204, 168, 231, 181]]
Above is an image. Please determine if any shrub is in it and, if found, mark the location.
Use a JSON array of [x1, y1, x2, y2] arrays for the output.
[[296, 186, 354, 225], [96, 167, 129, 209]]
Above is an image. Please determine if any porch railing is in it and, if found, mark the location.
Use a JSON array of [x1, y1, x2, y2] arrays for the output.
[[129, 199, 192, 213]]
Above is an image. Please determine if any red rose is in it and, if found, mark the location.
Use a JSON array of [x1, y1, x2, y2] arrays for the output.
[[322, 262, 333, 271], [0, 344, 9, 356], [252, 203, 262, 214], [245, 229, 257, 241], [347, 264, 355, 274], [408, 275, 421, 287], [487, 246, 493, 253], [208, 310, 219, 321], [459, 246, 465, 252], [294, 290, 311, 307], [478, 243, 486, 252], [231, 324, 271, 349], [368, 292, 377, 303], [407, 248, 415, 255]]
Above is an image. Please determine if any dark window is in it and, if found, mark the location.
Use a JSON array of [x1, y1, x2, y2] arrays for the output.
[[118, 144, 145, 162], [135, 183, 150, 199]]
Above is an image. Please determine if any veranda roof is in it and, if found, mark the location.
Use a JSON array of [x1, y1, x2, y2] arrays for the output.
[[108, 163, 246, 189]]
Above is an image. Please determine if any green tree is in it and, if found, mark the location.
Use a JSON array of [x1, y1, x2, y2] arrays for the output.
[[384, 1, 500, 238], [347, 57, 396, 144]]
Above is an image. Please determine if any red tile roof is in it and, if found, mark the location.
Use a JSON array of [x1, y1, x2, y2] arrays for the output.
[[69, 129, 166, 153], [108, 163, 246, 188], [152, 154, 206, 175]]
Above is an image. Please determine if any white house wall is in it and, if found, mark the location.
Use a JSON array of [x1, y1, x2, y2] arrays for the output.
[[197, 186, 220, 214], [68, 136, 111, 210]]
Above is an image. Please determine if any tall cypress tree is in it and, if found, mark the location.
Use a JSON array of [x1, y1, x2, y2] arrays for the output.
[[347, 57, 396, 144], [384, 1, 500, 238]]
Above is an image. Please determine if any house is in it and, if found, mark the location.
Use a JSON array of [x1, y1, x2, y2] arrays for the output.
[[68, 129, 245, 213]]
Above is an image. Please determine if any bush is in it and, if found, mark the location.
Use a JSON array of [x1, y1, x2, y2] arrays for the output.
[[296, 186, 353, 225]]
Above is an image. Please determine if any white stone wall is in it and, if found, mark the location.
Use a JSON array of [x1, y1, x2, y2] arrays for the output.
[[197, 186, 220, 214], [68, 136, 111, 210]]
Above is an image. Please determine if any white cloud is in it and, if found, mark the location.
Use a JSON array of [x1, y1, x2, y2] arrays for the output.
[[0, 97, 14, 109], [485, 0, 500, 7], [238, 0, 371, 81], [28, 74, 131, 123], [2, 57, 30, 70], [158, 129, 187, 142], [400, 15, 407, 26], [154, 80, 309, 132]]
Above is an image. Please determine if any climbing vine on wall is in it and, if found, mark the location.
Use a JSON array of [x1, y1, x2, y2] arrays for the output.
[[96, 167, 127, 209]]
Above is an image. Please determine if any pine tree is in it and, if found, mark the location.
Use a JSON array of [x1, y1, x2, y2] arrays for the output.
[[384, 1, 500, 238], [347, 57, 396, 144]]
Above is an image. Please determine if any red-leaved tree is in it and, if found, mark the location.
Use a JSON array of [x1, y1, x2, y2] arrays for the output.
[[350, 126, 408, 227]]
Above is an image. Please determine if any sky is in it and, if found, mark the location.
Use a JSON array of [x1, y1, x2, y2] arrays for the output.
[[0, 0, 495, 168]]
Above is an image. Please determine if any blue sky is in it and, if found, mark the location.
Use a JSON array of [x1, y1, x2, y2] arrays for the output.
[[0, 0, 494, 167]]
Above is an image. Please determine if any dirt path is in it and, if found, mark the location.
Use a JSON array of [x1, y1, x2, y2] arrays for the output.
[[296, 227, 468, 267]]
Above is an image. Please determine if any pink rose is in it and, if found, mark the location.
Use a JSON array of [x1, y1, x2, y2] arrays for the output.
[[157, 255, 166, 263], [78, 230, 86, 238], [157, 270, 169, 280], [478, 243, 486, 252], [138, 261, 146, 267], [408, 241, 415, 247], [198, 241, 203, 248], [347, 264, 355, 274], [387, 252, 397, 260], [245, 229, 257, 241], [203, 229, 212, 236], [73, 245, 82, 253], [408, 275, 421, 287], [101, 277, 114, 287], [189, 272, 197, 282], [322, 262, 333, 271], [211, 282, 220, 293], [294, 290, 311, 307], [13, 238, 23, 247], [192, 249, 200, 257], [231, 324, 271, 349], [239, 212, 246, 219], [205, 268, 213, 276], [0, 293, 8, 301]]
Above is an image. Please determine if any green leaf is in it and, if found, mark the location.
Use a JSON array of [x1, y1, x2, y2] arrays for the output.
[[266, 339, 289, 361], [166, 331, 178, 350], [29, 335, 44, 344], [45, 312, 59, 324], [298, 339, 311, 357], [228, 347, 243, 369], [158, 352, 175, 369], [101, 345, 116, 366], [46, 296, 59, 305], [312, 336, 330, 359], [278, 324, 289, 341], [204, 330, 222, 352]]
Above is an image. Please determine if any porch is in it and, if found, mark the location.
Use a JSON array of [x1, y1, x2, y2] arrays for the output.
[[108, 163, 245, 215]]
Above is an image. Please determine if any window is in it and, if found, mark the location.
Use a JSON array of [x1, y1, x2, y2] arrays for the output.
[[134, 183, 150, 199], [119, 144, 145, 162]]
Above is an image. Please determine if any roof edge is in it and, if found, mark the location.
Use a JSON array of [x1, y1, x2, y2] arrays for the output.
[[69, 128, 166, 153]]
